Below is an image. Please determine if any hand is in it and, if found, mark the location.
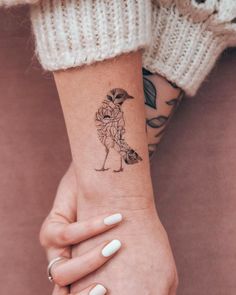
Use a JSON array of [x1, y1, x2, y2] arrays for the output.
[[50, 53, 179, 294], [72, 192, 178, 295], [40, 164, 123, 295], [41, 164, 178, 294]]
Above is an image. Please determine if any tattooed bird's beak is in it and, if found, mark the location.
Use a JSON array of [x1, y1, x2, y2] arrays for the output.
[[127, 95, 134, 99]]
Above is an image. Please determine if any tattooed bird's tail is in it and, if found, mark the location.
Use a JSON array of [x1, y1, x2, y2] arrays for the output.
[[117, 140, 142, 165], [123, 148, 143, 165]]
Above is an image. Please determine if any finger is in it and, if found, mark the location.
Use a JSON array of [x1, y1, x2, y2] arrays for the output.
[[51, 239, 122, 287], [70, 284, 107, 295], [43, 212, 123, 248], [52, 284, 69, 295]]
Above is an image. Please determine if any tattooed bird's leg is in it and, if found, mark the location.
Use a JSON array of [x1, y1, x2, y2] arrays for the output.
[[95, 147, 110, 171], [113, 155, 123, 173]]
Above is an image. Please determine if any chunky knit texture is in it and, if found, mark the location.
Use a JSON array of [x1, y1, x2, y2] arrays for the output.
[[30, 0, 152, 71], [2, 0, 236, 95], [143, 0, 236, 96]]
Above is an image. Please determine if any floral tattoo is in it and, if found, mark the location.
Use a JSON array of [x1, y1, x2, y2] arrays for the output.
[[95, 88, 142, 172], [143, 68, 184, 157]]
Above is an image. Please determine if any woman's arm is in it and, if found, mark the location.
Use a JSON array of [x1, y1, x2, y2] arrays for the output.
[[53, 51, 178, 294], [54, 52, 153, 205], [40, 65, 182, 294], [40, 165, 124, 295]]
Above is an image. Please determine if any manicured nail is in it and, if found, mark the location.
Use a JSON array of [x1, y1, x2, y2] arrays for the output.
[[89, 284, 107, 295], [104, 213, 123, 226], [102, 239, 122, 257]]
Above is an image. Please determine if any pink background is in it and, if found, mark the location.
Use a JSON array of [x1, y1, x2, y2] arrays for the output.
[[0, 7, 236, 295]]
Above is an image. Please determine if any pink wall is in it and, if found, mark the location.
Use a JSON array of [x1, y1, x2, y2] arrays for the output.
[[0, 7, 236, 295]]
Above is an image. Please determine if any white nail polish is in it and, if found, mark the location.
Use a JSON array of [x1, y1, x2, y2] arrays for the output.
[[102, 239, 122, 257], [104, 213, 123, 226], [89, 284, 107, 295]]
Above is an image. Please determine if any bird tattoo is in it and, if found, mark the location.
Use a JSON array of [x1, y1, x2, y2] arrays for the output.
[[95, 88, 142, 172]]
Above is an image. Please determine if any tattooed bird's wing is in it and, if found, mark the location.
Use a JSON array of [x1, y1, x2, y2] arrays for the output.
[[111, 114, 129, 154], [95, 95, 142, 167], [107, 106, 142, 164], [95, 100, 123, 147]]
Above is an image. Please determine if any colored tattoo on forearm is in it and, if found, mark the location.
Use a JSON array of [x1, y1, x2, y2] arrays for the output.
[[95, 88, 143, 173], [143, 68, 184, 157]]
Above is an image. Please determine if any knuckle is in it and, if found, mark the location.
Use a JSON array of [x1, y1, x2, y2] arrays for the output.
[[157, 268, 177, 293], [60, 228, 71, 244], [165, 266, 177, 287], [52, 265, 67, 287], [60, 223, 77, 245], [164, 267, 179, 294], [172, 273, 179, 293], [39, 223, 49, 248]]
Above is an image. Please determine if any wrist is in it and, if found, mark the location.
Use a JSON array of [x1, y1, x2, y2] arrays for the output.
[[72, 162, 156, 215], [79, 192, 156, 213]]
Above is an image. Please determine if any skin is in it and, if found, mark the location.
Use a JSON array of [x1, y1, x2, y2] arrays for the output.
[[48, 51, 180, 294], [43, 164, 178, 295], [41, 72, 181, 294], [41, 164, 121, 294]]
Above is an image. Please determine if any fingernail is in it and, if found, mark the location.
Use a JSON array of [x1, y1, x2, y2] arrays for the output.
[[104, 213, 123, 226], [102, 239, 122, 257], [89, 284, 107, 295]]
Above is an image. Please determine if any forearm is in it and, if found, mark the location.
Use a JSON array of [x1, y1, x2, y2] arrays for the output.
[[53, 52, 154, 210], [53, 51, 178, 295]]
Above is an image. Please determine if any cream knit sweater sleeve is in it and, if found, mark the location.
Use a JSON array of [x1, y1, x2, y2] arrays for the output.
[[1, 0, 236, 96], [30, 0, 152, 73], [143, 0, 236, 96]]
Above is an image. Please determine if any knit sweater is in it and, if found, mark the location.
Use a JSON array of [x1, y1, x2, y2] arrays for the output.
[[1, 0, 236, 96]]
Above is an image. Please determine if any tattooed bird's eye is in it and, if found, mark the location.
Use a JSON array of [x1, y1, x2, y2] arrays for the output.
[[116, 94, 123, 99], [107, 95, 113, 101]]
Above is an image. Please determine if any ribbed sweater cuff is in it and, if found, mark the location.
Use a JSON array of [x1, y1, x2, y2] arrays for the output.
[[143, 4, 229, 96], [0, 0, 37, 7], [30, 0, 151, 72]]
